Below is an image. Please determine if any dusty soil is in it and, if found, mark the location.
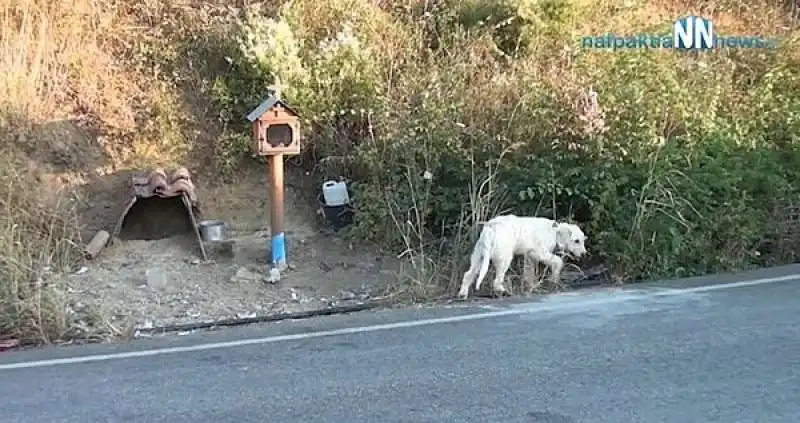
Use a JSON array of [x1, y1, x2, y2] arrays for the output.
[[61, 164, 402, 332]]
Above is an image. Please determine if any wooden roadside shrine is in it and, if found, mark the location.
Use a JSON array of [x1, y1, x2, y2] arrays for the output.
[[245, 83, 301, 270]]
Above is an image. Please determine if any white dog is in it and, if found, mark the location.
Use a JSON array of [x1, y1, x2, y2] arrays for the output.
[[457, 215, 587, 299]]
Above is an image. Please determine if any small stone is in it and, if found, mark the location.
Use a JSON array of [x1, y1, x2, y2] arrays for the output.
[[189, 258, 200, 265], [265, 268, 281, 284]]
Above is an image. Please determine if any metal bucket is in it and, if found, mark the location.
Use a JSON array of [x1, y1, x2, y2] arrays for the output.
[[198, 219, 227, 242]]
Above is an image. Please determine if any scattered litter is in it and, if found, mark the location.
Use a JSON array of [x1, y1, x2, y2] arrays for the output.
[[73, 266, 89, 275], [133, 330, 152, 338], [236, 312, 257, 319], [136, 320, 154, 330], [0, 339, 20, 351]]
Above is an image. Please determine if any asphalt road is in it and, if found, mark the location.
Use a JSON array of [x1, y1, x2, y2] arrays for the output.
[[1, 265, 800, 423]]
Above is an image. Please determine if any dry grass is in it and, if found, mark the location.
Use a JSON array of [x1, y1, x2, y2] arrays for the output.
[[0, 0, 99, 343], [0, 154, 81, 342], [386, 143, 515, 300], [0, 0, 195, 343]]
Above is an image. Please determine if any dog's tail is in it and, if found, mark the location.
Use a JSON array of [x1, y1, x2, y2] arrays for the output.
[[471, 224, 496, 291]]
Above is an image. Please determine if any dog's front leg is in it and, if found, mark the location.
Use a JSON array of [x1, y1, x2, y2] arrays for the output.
[[538, 251, 564, 285], [523, 253, 542, 294]]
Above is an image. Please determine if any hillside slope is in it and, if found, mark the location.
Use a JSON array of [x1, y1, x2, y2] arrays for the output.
[[1, 0, 798, 342]]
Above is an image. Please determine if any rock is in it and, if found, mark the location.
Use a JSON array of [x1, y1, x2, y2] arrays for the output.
[[265, 268, 281, 284]]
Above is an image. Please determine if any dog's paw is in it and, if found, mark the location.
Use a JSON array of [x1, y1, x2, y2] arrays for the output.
[[491, 288, 511, 298]]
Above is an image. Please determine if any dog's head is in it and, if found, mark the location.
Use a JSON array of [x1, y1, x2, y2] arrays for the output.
[[555, 222, 587, 258]]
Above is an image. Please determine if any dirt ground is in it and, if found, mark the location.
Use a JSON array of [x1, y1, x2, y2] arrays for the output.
[[60, 164, 402, 332]]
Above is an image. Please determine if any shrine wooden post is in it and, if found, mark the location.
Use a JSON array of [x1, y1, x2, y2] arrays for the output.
[[245, 87, 301, 269]]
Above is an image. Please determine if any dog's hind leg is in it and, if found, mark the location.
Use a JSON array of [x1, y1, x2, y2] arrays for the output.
[[458, 246, 484, 299], [489, 253, 512, 296]]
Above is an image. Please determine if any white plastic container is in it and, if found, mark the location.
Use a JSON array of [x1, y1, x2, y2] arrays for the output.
[[322, 180, 350, 206]]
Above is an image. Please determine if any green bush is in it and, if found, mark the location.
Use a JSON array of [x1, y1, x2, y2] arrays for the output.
[[209, 0, 800, 287]]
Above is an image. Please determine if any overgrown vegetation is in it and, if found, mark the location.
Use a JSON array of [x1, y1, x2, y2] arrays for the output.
[[2, 0, 799, 342], [211, 0, 800, 289]]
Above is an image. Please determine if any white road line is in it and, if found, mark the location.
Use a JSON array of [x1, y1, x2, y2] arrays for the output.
[[0, 273, 797, 371]]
